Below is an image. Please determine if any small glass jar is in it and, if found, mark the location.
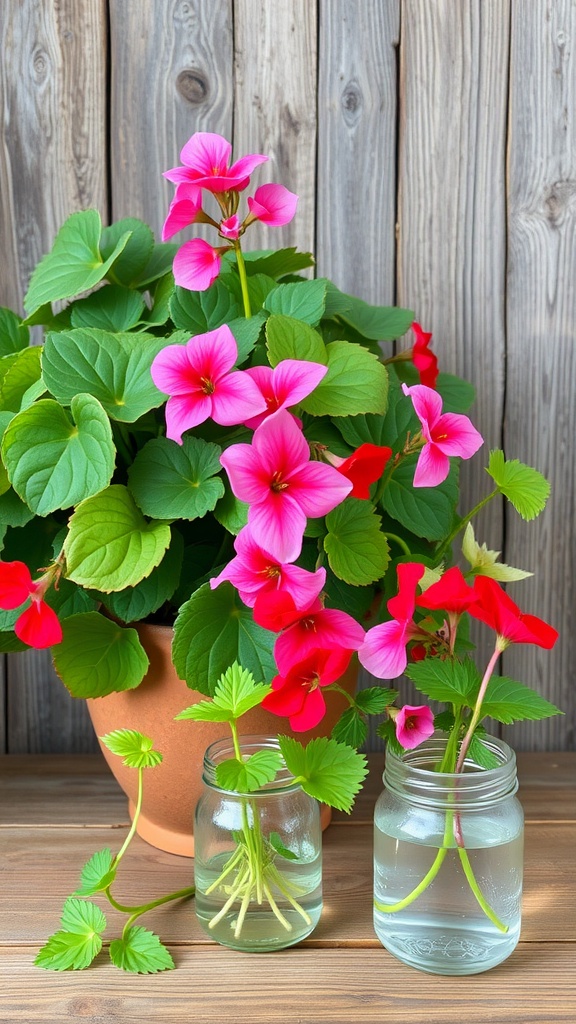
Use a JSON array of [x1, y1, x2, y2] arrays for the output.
[[194, 735, 323, 952], [373, 733, 524, 975]]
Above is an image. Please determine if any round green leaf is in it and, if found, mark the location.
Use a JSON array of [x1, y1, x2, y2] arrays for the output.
[[24, 210, 132, 315], [98, 529, 183, 622], [2, 394, 115, 515], [382, 459, 459, 541], [263, 279, 327, 326], [128, 436, 225, 520], [169, 280, 240, 333], [0, 346, 42, 413], [324, 499, 391, 585], [99, 218, 155, 285], [70, 285, 145, 332], [64, 484, 171, 591], [42, 328, 168, 422], [173, 582, 276, 695], [301, 341, 389, 418], [52, 611, 149, 698]]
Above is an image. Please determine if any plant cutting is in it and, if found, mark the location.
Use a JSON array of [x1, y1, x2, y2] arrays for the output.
[[0, 130, 561, 962]]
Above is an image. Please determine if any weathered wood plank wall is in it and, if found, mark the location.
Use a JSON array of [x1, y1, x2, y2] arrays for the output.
[[0, 0, 573, 752]]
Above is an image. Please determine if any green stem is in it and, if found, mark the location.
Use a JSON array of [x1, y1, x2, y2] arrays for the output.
[[107, 884, 196, 919], [114, 767, 144, 865], [435, 488, 500, 561], [456, 643, 501, 773], [457, 849, 508, 932], [375, 847, 449, 914], [383, 532, 412, 557], [234, 242, 252, 318]]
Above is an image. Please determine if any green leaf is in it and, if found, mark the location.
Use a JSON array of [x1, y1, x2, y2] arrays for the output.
[[24, 210, 131, 315], [337, 295, 414, 341], [300, 341, 389, 417], [377, 718, 405, 756], [141, 272, 174, 327], [0, 306, 29, 355], [436, 373, 476, 413], [279, 735, 368, 813], [42, 328, 167, 422], [322, 568, 376, 622], [355, 687, 398, 714], [98, 529, 183, 622], [331, 707, 368, 749], [213, 483, 249, 535], [238, 247, 315, 279], [406, 657, 481, 706], [461, 522, 533, 582], [133, 243, 179, 287], [382, 459, 459, 541], [176, 661, 272, 721], [481, 675, 562, 724], [269, 832, 299, 860], [64, 485, 171, 591], [265, 314, 327, 366], [35, 898, 106, 971], [215, 749, 283, 793], [128, 436, 224, 520], [52, 612, 149, 698], [70, 285, 145, 331], [99, 218, 155, 286], [264, 279, 327, 326], [74, 849, 117, 896], [336, 411, 392, 449], [109, 926, 174, 974], [0, 487, 35, 527], [170, 280, 240, 333], [324, 499, 391, 585], [228, 312, 266, 363], [2, 395, 115, 515], [100, 728, 163, 768], [467, 733, 501, 770], [172, 582, 277, 695], [0, 346, 42, 413], [487, 449, 550, 521]]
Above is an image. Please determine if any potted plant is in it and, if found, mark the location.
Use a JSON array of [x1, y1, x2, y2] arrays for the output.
[[0, 132, 559, 866]]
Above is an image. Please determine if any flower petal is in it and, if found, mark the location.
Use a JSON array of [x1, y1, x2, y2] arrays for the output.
[[271, 359, 328, 409], [413, 442, 450, 487], [15, 600, 62, 649], [358, 619, 410, 679], [248, 492, 307, 563], [220, 443, 271, 504], [288, 686, 327, 732], [0, 560, 34, 609], [395, 705, 435, 749], [247, 183, 299, 226], [252, 409, 310, 477], [402, 382, 443, 431], [180, 132, 232, 175], [164, 393, 213, 443], [289, 461, 352, 517], [210, 370, 268, 426], [432, 412, 484, 459], [173, 239, 221, 291], [162, 192, 202, 240]]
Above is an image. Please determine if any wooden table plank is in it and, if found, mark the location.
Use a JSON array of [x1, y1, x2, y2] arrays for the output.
[[2, 822, 573, 946], [2, 944, 575, 1024]]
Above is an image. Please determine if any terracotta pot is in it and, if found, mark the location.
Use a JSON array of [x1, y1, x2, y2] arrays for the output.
[[86, 621, 358, 857]]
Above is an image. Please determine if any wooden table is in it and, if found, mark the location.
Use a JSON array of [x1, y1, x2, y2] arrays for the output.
[[1, 752, 575, 1024]]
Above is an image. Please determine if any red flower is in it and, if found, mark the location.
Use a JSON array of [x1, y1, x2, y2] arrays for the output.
[[253, 590, 364, 677], [467, 575, 558, 650], [411, 322, 439, 389], [261, 648, 351, 731], [0, 561, 62, 649], [328, 443, 393, 499], [416, 566, 478, 614]]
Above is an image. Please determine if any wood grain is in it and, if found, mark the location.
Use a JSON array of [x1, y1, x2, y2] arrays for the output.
[[233, 0, 318, 255], [109, 0, 234, 237], [316, 0, 400, 304], [2, 945, 575, 1023], [502, 0, 576, 751]]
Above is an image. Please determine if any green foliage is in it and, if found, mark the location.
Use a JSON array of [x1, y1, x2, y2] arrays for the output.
[[128, 436, 225, 520], [109, 927, 174, 974], [264, 279, 327, 325], [324, 499, 391, 585], [35, 898, 107, 971], [481, 676, 562, 724], [74, 849, 117, 896], [215, 749, 283, 793], [100, 729, 163, 768], [52, 613, 149, 698], [487, 449, 550, 520], [278, 735, 368, 813], [176, 662, 272, 722], [406, 657, 481, 706], [300, 341, 389, 417], [382, 460, 459, 541]]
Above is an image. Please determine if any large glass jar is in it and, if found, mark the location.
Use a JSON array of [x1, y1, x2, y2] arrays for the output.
[[374, 733, 524, 975], [194, 735, 322, 952]]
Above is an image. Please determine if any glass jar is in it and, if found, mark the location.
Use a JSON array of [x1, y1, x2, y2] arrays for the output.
[[373, 733, 524, 975], [194, 735, 322, 952]]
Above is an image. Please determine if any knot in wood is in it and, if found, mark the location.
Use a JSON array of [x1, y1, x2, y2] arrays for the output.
[[341, 80, 363, 127], [177, 69, 209, 105]]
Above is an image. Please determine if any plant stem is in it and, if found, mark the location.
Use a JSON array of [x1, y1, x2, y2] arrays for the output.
[[435, 488, 500, 561], [383, 532, 412, 557], [107, 885, 196, 918], [234, 242, 252, 318], [114, 767, 144, 865], [456, 643, 501, 773]]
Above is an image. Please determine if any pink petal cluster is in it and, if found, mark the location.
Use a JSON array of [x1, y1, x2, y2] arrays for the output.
[[402, 383, 484, 487], [150, 325, 267, 443], [244, 359, 327, 429], [254, 591, 365, 677], [162, 133, 299, 291], [220, 409, 352, 563], [0, 561, 62, 649], [394, 705, 435, 749], [358, 563, 425, 679], [210, 527, 326, 610]]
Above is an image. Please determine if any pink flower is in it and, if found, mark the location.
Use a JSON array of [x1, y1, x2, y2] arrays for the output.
[[219, 409, 352, 562], [0, 561, 62, 649], [358, 562, 426, 679], [210, 527, 326, 609], [402, 383, 484, 487], [161, 184, 203, 241], [247, 183, 299, 226], [219, 215, 241, 240], [164, 132, 267, 194], [394, 705, 435, 749], [243, 359, 328, 429], [261, 648, 353, 732], [150, 325, 267, 443], [253, 591, 365, 676], [173, 238, 227, 291], [411, 322, 439, 389]]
